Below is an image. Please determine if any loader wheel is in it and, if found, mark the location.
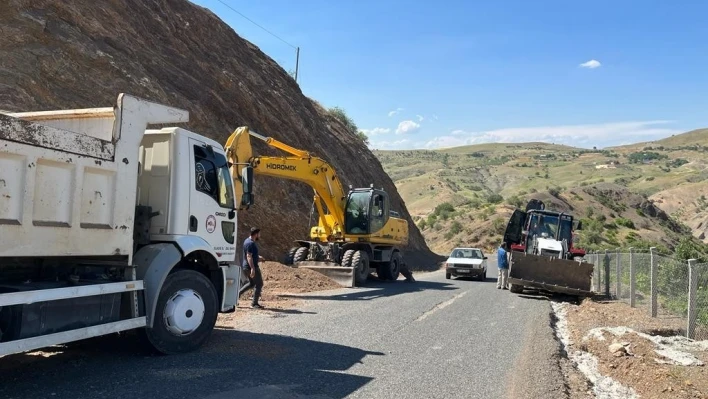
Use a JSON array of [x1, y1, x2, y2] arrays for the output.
[[341, 249, 355, 267], [144, 269, 218, 355], [293, 247, 309, 263], [284, 247, 299, 265], [378, 251, 401, 281], [509, 284, 523, 294], [351, 250, 370, 286]]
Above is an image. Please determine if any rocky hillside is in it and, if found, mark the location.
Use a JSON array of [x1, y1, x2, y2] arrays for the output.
[[0, 0, 441, 268]]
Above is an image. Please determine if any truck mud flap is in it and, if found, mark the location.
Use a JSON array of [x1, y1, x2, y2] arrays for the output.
[[509, 252, 593, 295], [293, 261, 355, 288]]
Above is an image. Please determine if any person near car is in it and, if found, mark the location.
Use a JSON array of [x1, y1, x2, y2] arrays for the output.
[[242, 227, 265, 308], [497, 242, 510, 289]]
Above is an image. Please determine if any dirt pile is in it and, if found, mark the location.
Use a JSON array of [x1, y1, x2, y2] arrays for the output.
[[0, 0, 442, 268]]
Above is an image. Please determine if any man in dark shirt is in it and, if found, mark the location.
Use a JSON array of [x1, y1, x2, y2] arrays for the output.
[[242, 227, 265, 308]]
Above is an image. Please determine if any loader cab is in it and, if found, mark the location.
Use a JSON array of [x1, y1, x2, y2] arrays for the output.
[[344, 188, 390, 235]]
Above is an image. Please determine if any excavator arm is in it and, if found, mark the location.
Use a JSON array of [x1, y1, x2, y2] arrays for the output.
[[225, 126, 347, 241]]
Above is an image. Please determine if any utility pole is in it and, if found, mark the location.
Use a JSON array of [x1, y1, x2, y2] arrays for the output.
[[295, 47, 300, 82]]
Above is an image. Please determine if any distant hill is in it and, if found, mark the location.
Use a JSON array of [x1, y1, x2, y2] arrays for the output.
[[375, 129, 708, 255]]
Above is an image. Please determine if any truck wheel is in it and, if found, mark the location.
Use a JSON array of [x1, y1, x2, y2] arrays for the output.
[[351, 250, 370, 286], [293, 247, 309, 263], [509, 284, 523, 294], [284, 247, 299, 265], [378, 251, 401, 281], [341, 249, 355, 267], [145, 269, 218, 355]]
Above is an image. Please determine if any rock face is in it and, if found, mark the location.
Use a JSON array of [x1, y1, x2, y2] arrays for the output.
[[0, 0, 441, 268]]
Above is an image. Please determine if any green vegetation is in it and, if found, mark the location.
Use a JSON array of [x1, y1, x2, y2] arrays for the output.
[[627, 151, 668, 164], [327, 106, 358, 135]]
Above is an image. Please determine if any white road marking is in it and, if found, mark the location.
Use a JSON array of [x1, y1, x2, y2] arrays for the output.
[[415, 290, 469, 322]]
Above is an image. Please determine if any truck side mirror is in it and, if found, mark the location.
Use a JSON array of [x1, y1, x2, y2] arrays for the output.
[[241, 166, 254, 207]]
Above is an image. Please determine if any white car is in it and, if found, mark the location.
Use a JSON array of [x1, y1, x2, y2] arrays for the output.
[[445, 247, 488, 280]]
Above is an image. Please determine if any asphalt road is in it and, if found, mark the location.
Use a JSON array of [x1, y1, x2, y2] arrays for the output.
[[0, 260, 566, 399]]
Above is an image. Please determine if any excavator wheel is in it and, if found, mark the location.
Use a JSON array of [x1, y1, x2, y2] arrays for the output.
[[378, 251, 401, 281], [284, 246, 299, 265], [351, 250, 370, 286], [341, 249, 355, 268], [293, 247, 309, 263]]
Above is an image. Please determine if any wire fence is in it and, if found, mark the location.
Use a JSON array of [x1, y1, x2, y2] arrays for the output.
[[585, 248, 708, 341]]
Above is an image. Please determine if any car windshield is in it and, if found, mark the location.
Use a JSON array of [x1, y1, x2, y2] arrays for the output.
[[450, 249, 483, 259]]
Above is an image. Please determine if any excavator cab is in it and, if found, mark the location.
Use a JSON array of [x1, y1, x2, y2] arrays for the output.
[[344, 188, 390, 235]]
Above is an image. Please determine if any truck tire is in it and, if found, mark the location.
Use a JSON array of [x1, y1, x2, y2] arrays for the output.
[[351, 250, 370, 286], [144, 269, 218, 355], [378, 251, 401, 281], [341, 249, 355, 267], [509, 284, 523, 294], [293, 247, 309, 263], [284, 247, 299, 265]]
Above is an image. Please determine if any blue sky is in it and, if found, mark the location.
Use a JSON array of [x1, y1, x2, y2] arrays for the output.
[[193, 0, 708, 150]]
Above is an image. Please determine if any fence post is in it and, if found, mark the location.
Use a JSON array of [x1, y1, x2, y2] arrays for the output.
[[687, 259, 698, 339], [604, 249, 610, 297], [594, 251, 601, 292], [629, 247, 636, 307], [616, 248, 621, 299], [650, 247, 658, 318]]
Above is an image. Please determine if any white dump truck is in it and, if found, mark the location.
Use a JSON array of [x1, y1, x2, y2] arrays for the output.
[[0, 93, 254, 356]]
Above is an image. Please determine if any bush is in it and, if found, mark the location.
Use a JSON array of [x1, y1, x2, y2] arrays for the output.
[[487, 193, 504, 204], [506, 195, 523, 208], [356, 131, 369, 145], [327, 106, 358, 134], [615, 217, 635, 229], [548, 186, 562, 198], [450, 221, 463, 235]]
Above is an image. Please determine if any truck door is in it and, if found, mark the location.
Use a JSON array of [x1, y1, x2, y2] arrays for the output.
[[189, 140, 237, 260], [503, 209, 526, 245]]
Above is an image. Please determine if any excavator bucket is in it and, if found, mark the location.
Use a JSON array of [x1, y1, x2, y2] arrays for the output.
[[508, 252, 594, 296], [294, 261, 356, 288]]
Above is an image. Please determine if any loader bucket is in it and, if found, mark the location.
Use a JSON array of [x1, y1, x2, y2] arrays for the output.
[[294, 261, 356, 288], [509, 252, 594, 296]]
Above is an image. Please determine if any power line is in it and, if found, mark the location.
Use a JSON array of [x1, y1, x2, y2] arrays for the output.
[[216, 0, 297, 49]]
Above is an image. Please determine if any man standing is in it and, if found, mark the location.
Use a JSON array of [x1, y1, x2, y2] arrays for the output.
[[242, 227, 265, 308], [497, 242, 510, 290]]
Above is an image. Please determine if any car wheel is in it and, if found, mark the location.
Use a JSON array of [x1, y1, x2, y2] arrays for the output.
[[445, 273, 451, 280]]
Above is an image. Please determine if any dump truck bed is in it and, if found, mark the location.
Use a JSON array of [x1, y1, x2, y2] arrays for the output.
[[509, 252, 594, 296], [0, 94, 188, 260]]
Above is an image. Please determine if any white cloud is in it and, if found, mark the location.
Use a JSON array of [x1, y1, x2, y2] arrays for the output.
[[416, 114, 424, 122], [579, 59, 601, 69], [360, 127, 390, 136], [369, 139, 413, 150], [395, 120, 421, 135], [432, 115, 439, 121], [424, 120, 681, 150], [388, 107, 404, 117]]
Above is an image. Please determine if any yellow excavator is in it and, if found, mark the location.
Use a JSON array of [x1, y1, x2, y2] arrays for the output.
[[225, 126, 409, 286]]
